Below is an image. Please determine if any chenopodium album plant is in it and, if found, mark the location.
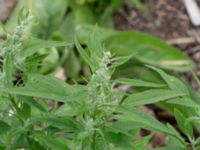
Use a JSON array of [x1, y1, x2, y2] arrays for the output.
[[1, 15, 200, 150]]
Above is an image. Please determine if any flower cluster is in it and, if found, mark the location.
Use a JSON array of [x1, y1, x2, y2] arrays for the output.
[[2, 15, 33, 65], [88, 51, 112, 105]]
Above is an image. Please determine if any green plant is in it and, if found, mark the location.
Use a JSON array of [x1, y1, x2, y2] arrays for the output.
[[1, 1, 200, 149], [1, 0, 194, 78], [1, 14, 200, 149], [0, 12, 70, 149]]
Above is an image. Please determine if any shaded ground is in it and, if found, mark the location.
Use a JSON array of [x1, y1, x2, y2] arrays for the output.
[[114, 0, 191, 39]]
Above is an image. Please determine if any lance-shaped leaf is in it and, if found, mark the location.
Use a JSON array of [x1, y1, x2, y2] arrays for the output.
[[4, 74, 88, 102], [22, 38, 71, 57], [147, 65, 189, 93], [0, 120, 10, 135], [174, 109, 193, 137], [35, 132, 70, 150], [103, 31, 194, 71], [123, 89, 186, 106], [116, 106, 185, 144], [116, 78, 166, 88], [147, 65, 199, 108]]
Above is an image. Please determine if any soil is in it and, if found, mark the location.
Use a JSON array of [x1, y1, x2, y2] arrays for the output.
[[0, 0, 17, 22], [114, 0, 190, 39]]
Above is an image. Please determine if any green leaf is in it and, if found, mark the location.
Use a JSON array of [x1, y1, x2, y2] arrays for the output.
[[105, 131, 134, 150], [123, 89, 186, 106], [108, 121, 140, 137], [116, 106, 170, 134], [116, 106, 185, 144], [22, 38, 70, 57], [18, 96, 47, 112], [37, 115, 80, 131], [69, 1, 96, 25], [103, 31, 194, 71], [11, 134, 29, 148], [28, 138, 46, 150], [75, 30, 106, 73], [74, 36, 93, 69], [111, 55, 133, 68], [174, 109, 193, 137], [166, 98, 199, 108], [133, 135, 152, 150], [35, 132, 70, 150], [0, 99, 9, 112], [4, 74, 88, 102], [5, 0, 67, 36], [99, 0, 121, 27], [192, 71, 200, 87], [116, 78, 166, 88], [4, 53, 14, 88], [30, 0, 67, 37], [127, 0, 148, 12], [0, 144, 5, 150], [38, 47, 59, 74], [64, 50, 81, 78], [88, 31, 104, 60], [76, 25, 115, 44], [0, 120, 10, 135], [20, 102, 31, 120], [147, 66, 189, 93], [54, 103, 76, 117], [24, 54, 48, 73], [147, 66, 199, 109], [59, 13, 76, 43]]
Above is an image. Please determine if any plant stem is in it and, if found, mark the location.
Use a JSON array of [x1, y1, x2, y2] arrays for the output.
[[192, 71, 200, 87]]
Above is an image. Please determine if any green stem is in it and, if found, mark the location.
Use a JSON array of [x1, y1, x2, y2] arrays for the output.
[[192, 71, 200, 87], [192, 144, 196, 150], [189, 137, 197, 150]]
